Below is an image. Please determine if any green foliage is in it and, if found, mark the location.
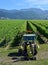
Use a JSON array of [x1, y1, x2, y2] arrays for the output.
[[0, 37, 6, 47], [31, 20, 48, 38], [28, 22, 37, 33], [0, 20, 48, 47], [0, 20, 26, 47], [27, 21, 32, 32]]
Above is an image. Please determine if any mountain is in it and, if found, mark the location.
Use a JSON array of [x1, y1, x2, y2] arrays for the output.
[[0, 8, 48, 19]]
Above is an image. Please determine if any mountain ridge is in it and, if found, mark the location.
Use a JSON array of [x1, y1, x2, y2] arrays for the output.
[[0, 8, 48, 19]]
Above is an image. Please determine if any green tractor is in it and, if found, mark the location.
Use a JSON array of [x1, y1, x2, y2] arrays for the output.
[[19, 34, 38, 60]]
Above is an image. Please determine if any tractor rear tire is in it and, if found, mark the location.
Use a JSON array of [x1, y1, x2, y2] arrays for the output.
[[33, 57, 36, 60]]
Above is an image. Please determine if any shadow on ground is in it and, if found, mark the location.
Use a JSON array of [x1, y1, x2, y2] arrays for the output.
[[8, 52, 24, 57], [8, 51, 34, 62]]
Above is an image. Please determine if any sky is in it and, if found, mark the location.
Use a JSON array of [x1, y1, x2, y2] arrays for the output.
[[0, 0, 48, 10]]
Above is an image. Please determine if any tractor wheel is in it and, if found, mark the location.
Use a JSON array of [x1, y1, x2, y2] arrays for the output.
[[18, 49, 23, 55], [33, 57, 36, 60], [24, 56, 29, 60]]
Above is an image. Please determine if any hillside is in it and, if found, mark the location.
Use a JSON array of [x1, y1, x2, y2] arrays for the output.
[[0, 8, 48, 19]]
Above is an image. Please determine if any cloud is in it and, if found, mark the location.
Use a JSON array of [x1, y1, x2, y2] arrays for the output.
[[25, 0, 48, 5], [35, 5, 45, 10], [23, 0, 48, 10]]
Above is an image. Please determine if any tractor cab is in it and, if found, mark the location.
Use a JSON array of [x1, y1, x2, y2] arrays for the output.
[[23, 34, 36, 42], [22, 34, 36, 45]]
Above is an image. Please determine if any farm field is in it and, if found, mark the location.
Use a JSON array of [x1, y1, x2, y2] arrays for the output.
[[0, 20, 27, 48], [0, 20, 48, 65]]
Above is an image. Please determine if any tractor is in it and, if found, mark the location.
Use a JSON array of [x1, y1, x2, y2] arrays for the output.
[[19, 33, 38, 60]]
